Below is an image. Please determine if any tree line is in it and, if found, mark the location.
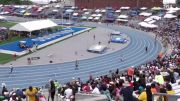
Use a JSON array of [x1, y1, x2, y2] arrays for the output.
[[0, 0, 32, 5]]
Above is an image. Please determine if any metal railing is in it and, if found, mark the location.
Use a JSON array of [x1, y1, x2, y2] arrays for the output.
[[152, 93, 180, 101]]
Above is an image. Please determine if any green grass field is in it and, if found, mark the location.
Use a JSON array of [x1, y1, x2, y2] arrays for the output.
[[0, 53, 14, 64], [0, 36, 24, 64], [0, 21, 17, 28], [0, 36, 23, 45]]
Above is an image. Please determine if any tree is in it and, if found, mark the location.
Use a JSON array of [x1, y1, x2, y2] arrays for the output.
[[177, 0, 180, 7], [0, 0, 32, 5]]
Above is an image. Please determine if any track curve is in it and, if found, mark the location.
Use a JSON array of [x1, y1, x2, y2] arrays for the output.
[[0, 23, 162, 89]]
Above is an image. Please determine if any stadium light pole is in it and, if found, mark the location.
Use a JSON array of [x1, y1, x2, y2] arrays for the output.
[[136, 0, 139, 7]]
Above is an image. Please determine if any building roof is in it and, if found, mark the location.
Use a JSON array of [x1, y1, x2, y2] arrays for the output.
[[10, 19, 57, 32]]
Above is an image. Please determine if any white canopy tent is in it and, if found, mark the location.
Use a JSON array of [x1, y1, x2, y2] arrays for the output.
[[101, 9, 106, 13], [55, 5, 61, 8], [144, 18, 153, 22], [81, 16, 87, 20], [167, 7, 180, 11], [120, 7, 130, 10], [151, 7, 163, 10], [10, 19, 58, 32], [88, 17, 93, 20], [149, 16, 161, 20], [71, 7, 76, 9], [91, 14, 102, 17], [139, 22, 158, 28], [164, 14, 177, 19], [91, 14, 97, 17], [73, 13, 78, 16], [116, 19, 128, 22], [163, 0, 176, 5], [115, 10, 121, 13], [0, 16, 6, 20], [66, 9, 74, 13], [118, 15, 128, 19], [96, 14, 102, 17], [84, 12, 90, 15], [52, 9, 58, 12], [147, 20, 156, 24], [166, 10, 177, 14], [140, 7, 147, 10], [139, 12, 152, 17], [94, 17, 100, 20], [95, 9, 101, 13], [83, 8, 88, 11]]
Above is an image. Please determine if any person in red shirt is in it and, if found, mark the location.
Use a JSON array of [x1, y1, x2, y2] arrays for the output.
[[128, 80, 134, 88], [12, 53, 17, 61], [83, 83, 91, 93], [128, 67, 134, 80], [151, 83, 157, 94]]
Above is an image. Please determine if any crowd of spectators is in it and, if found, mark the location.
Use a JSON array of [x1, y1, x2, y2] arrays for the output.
[[1, 47, 179, 101]]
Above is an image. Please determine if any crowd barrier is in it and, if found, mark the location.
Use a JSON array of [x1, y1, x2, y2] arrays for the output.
[[153, 93, 180, 101]]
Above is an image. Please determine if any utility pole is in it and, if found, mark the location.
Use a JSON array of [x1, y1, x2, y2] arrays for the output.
[[136, 0, 139, 7]]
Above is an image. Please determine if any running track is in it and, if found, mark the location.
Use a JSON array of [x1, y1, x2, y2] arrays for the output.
[[0, 23, 162, 89]]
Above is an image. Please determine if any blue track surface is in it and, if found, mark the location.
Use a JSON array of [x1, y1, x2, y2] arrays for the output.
[[0, 27, 86, 52], [0, 23, 162, 89]]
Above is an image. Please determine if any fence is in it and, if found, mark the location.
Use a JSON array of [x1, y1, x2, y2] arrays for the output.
[[153, 93, 180, 101]]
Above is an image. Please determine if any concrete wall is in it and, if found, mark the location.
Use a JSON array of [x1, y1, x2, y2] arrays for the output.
[[75, 0, 163, 9], [75, 93, 108, 101]]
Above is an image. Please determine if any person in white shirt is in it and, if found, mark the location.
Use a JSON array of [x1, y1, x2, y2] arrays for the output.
[[64, 85, 73, 99], [91, 84, 100, 94]]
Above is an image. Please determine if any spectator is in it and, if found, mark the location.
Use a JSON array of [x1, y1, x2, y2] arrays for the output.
[[82, 83, 92, 93], [64, 84, 73, 100], [25, 86, 38, 101], [2, 86, 8, 96], [120, 81, 134, 101], [138, 85, 152, 101], [157, 88, 167, 101], [151, 83, 157, 94], [91, 84, 100, 94], [9, 93, 22, 101], [101, 85, 112, 101], [166, 84, 175, 95], [49, 80, 56, 101], [155, 72, 164, 85], [114, 83, 121, 101]]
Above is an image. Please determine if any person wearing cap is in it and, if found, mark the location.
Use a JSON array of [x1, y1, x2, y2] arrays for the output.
[[25, 86, 38, 101]]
